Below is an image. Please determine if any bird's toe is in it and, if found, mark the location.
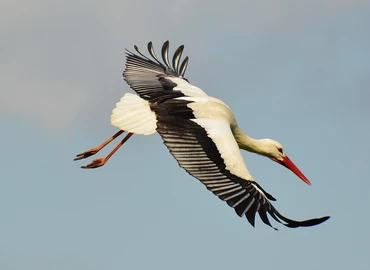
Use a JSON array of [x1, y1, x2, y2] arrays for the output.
[[81, 158, 106, 169]]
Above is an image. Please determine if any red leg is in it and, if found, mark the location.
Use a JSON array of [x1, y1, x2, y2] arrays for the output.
[[74, 130, 124, 161], [81, 133, 134, 169]]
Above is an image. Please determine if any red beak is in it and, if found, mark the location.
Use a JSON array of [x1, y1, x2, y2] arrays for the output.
[[273, 156, 311, 186]]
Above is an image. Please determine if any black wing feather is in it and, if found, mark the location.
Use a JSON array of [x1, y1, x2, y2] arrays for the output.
[[123, 41, 190, 102], [151, 98, 330, 229], [161, 41, 171, 69], [179, 56, 189, 78], [172, 45, 184, 74], [147, 42, 164, 66]]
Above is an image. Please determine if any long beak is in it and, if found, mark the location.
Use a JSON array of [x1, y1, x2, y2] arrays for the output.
[[272, 156, 312, 186]]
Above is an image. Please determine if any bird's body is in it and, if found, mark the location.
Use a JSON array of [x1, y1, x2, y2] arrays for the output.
[[75, 41, 329, 229], [111, 79, 269, 183]]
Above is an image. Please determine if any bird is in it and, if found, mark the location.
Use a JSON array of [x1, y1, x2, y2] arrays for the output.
[[74, 41, 330, 229]]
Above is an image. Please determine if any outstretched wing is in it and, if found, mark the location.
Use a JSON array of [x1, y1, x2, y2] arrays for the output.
[[124, 41, 207, 103], [151, 98, 330, 229]]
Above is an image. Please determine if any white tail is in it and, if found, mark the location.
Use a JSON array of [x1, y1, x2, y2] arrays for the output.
[[110, 93, 157, 135]]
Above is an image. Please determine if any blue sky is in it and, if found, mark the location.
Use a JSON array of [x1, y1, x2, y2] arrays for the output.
[[1, 0, 370, 269]]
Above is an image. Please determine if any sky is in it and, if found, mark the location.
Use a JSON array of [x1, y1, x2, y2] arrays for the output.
[[1, 0, 370, 269]]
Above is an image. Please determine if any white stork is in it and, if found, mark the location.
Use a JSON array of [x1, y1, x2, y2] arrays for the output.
[[75, 41, 329, 229]]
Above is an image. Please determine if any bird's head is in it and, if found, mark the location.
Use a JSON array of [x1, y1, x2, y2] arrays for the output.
[[259, 139, 311, 186]]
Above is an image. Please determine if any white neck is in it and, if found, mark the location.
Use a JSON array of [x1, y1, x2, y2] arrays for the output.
[[233, 126, 268, 156]]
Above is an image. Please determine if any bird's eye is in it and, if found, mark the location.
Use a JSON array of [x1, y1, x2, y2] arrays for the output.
[[278, 148, 283, 154]]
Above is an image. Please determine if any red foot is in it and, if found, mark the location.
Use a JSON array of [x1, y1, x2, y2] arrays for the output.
[[74, 148, 99, 161], [81, 158, 107, 169]]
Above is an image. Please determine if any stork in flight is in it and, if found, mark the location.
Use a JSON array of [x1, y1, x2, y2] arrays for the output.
[[74, 41, 329, 229]]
